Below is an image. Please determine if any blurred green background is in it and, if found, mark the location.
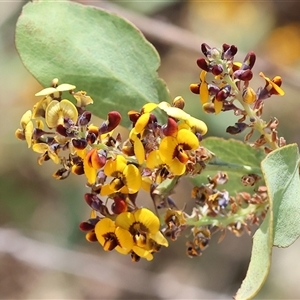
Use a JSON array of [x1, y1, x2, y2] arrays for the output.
[[1, 0, 300, 299]]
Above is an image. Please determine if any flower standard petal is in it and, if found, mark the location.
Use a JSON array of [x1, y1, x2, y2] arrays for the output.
[[176, 129, 199, 150], [95, 218, 116, 248], [115, 211, 135, 231], [134, 208, 160, 234]]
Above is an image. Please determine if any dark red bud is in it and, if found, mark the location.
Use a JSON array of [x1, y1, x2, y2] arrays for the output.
[[201, 43, 211, 56], [86, 132, 97, 144], [162, 117, 178, 137], [56, 124, 68, 137], [222, 43, 230, 52], [79, 221, 95, 232], [84, 193, 104, 211], [128, 110, 140, 125], [72, 138, 87, 150], [211, 64, 223, 76], [226, 122, 248, 134], [107, 111, 121, 130], [111, 197, 128, 214], [234, 69, 253, 81], [197, 58, 210, 71], [243, 51, 256, 70], [78, 111, 92, 126]]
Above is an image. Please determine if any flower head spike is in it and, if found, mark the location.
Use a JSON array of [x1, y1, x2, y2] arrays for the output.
[[159, 128, 199, 175]]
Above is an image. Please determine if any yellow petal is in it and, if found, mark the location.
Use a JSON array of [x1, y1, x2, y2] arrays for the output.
[[100, 183, 115, 196], [20, 110, 32, 128], [134, 208, 160, 234], [149, 231, 169, 247], [84, 155, 97, 184], [214, 99, 223, 114], [176, 129, 199, 150], [115, 211, 135, 231], [159, 136, 177, 163], [141, 177, 152, 192], [25, 121, 34, 148], [142, 102, 158, 113], [124, 164, 142, 194], [132, 246, 153, 261], [95, 218, 116, 247], [32, 143, 49, 153], [35, 87, 57, 97], [168, 158, 186, 175], [146, 150, 163, 169], [133, 138, 145, 165], [133, 113, 150, 134], [59, 99, 78, 122], [185, 117, 208, 135], [56, 83, 76, 92], [115, 226, 134, 251], [163, 107, 190, 120], [200, 71, 209, 105], [115, 155, 127, 172]]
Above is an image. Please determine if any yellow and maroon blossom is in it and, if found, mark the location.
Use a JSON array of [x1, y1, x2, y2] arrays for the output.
[[95, 217, 133, 252], [115, 208, 168, 261], [258, 72, 285, 99], [159, 128, 199, 175], [100, 155, 142, 196]]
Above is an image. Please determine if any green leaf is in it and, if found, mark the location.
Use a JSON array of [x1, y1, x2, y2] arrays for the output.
[[261, 143, 300, 247], [15, 1, 170, 127], [191, 137, 265, 194], [235, 210, 273, 300]]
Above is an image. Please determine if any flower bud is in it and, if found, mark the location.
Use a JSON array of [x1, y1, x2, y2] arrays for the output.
[[201, 43, 211, 57], [196, 58, 210, 71], [162, 117, 178, 137], [72, 138, 87, 150], [172, 96, 185, 109], [211, 64, 223, 76], [242, 87, 256, 104], [189, 83, 200, 94], [111, 197, 128, 214], [226, 122, 248, 134]]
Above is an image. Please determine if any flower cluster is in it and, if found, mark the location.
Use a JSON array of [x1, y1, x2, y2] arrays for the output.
[[16, 43, 281, 262], [190, 43, 285, 153]]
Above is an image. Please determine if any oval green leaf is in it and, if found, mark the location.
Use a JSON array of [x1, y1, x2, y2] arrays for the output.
[[261, 143, 300, 247], [15, 1, 170, 127], [235, 210, 273, 300]]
